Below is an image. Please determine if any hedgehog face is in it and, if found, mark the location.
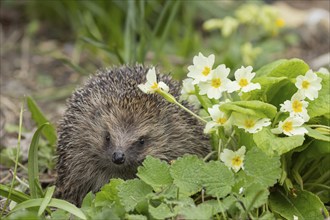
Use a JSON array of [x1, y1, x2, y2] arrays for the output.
[[96, 102, 168, 170]]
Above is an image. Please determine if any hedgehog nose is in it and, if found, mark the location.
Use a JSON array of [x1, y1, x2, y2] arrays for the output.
[[112, 151, 125, 164]]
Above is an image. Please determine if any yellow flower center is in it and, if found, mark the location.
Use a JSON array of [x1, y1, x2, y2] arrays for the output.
[[151, 82, 159, 90], [301, 80, 310, 89], [244, 119, 255, 128], [292, 100, 303, 113], [282, 121, 293, 132], [239, 78, 248, 87], [275, 18, 285, 28], [231, 156, 242, 167], [211, 78, 221, 88], [202, 67, 211, 76], [216, 117, 227, 125]]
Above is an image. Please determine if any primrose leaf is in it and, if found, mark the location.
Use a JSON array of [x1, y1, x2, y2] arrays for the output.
[[244, 147, 281, 188], [255, 59, 286, 77], [253, 127, 305, 156], [117, 179, 153, 212], [220, 101, 277, 119], [126, 214, 147, 220], [202, 196, 236, 214], [307, 73, 330, 119], [149, 203, 176, 219], [178, 203, 214, 220], [201, 160, 235, 198], [241, 76, 287, 101], [256, 58, 309, 78], [95, 179, 124, 207], [293, 140, 330, 169], [170, 155, 204, 196], [137, 156, 173, 192], [94, 178, 125, 217], [305, 127, 330, 142], [239, 183, 269, 210], [269, 189, 328, 219]]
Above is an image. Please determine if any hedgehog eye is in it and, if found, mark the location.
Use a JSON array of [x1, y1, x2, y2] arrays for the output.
[[105, 133, 111, 142], [139, 138, 145, 145]]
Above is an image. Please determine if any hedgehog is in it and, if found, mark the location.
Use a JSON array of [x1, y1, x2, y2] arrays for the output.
[[55, 65, 210, 206]]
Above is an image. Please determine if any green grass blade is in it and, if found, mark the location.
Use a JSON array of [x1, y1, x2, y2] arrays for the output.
[[156, 1, 180, 57], [0, 184, 30, 203], [1, 103, 24, 216], [10, 198, 43, 213], [55, 56, 89, 75], [151, 0, 171, 38], [38, 186, 55, 216], [9, 197, 86, 220], [26, 97, 57, 145], [124, 0, 136, 63], [80, 37, 124, 63], [28, 123, 50, 199], [49, 198, 87, 220]]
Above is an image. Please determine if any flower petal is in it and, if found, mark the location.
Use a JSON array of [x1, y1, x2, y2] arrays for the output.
[[158, 81, 169, 92]]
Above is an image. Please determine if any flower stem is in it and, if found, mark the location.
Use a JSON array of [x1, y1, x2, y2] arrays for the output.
[[271, 111, 282, 127], [308, 124, 330, 129], [174, 100, 207, 123], [157, 89, 207, 123]]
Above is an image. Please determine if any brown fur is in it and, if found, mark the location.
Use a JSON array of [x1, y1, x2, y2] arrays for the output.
[[55, 65, 210, 206]]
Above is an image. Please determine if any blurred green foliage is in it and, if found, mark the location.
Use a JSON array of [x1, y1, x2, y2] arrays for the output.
[[3, 0, 298, 79]]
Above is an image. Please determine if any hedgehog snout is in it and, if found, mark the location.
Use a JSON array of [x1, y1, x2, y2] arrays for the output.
[[112, 151, 125, 165]]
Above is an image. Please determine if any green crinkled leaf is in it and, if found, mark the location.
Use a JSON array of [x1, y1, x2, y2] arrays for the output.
[[241, 76, 287, 101], [137, 156, 173, 192], [256, 58, 309, 78], [268, 80, 297, 108], [165, 197, 195, 209], [179, 203, 214, 219], [94, 178, 125, 217], [220, 101, 277, 119], [244, 147, 281, 188], [149, 203, 175, 219], [117, 179, 153, 212], [170, 155, 204, 196], [294, 140, 330, 171], [305, 127, 330, 142], [125, 214, 147, 220], [258, 212, 276, 220], [95, 179, 124, 206], [253, 127, 305, 156], [202, 196, 236, 214], [256, 59, 286, 77], [201, 161, 235, 198], [239, 183, 269, 210], [269, 189, 328, 219], [308, 73, 330, 119]]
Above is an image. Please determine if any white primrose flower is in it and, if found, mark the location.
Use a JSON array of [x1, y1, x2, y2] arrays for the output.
[[198, 64, 232, 99], [180, 78, 200, 108], [204, 104, 230, 133], [234, 113, 271, 133], [138, 67, 169, 94], [187, 53, 215, 85], [231, 66, 261, 95], [220, 146, 246, 173], [280, 92, 310, 122], [317, 67, 329, 75], [295, 70, 322, 100], [271, 117, 308, 136]]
